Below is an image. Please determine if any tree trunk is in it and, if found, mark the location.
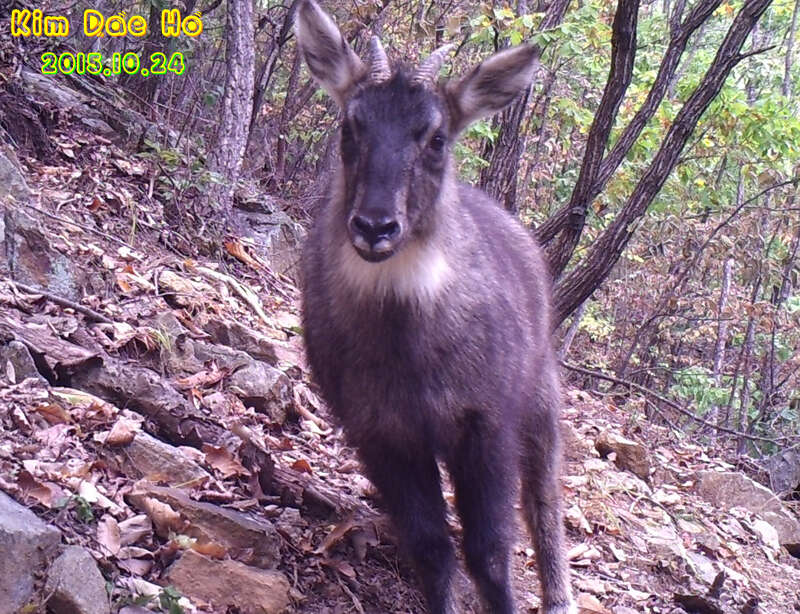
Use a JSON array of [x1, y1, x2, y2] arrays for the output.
[[549, 0, 774, 327], [784, 0, 800, 98], [477, 0, 571, 211], [749, 222, 800, 434], [208, 0, 256, 227], [540, 0, 640, 274], [706, 257, 733, 427], [558, 300, 587, 359], [536, 0, 722, 252], [736, 295, 759, 455]]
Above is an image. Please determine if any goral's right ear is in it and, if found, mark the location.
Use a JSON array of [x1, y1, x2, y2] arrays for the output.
[[294, 0, 365, 106], [445, 44, 539, 135]]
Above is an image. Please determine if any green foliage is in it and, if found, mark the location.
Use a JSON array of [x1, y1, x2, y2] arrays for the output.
[[670, 367, 730, 416], [454, 119, 496, 179], [159, 587, 185, 614], [56, 495, 95, 523], [578, 301, 614, 342]]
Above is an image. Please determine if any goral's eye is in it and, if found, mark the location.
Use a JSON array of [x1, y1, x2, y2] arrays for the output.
[[341, 123, 358, 161], [428, 132, 446, 152]]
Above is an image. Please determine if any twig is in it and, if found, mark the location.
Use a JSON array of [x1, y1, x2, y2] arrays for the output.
[[737, 44, 778, 61], [337, 576, 365, 614], [294, 402, 331, 431], [6, 280, 113, 324], [561, 361, 787, 444], [195, 266, 272, 326], [20, 202, 134, 249]]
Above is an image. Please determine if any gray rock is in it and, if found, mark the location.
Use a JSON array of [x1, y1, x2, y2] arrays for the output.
[[228, 361, 291, 423], [231, 208, 304, 279], [0, 340, 46, 384], [80, 117, 113, 134], [595, 430, 651, 481], [20, 68, 167, 148], [0, 146, 31, 204], [44, 546, 110, 614], [127, 485, 281, 569], [695, 470, 800, 548], [164, 336, 252, 376], [151, 311, 189, 339], [202, 317, 279, 364], [768, 450, 800, 496], [0, 492, 62, 614], [3, 206, 84, 301], [103, 431, 210, 487]]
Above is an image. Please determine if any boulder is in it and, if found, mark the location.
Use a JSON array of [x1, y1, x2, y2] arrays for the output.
[[231, 207, 304, 279], [201, 317, 280, 364], [2, 206, 84, 301], [228, 361, 291, 423], [595, 430, 651, 481], [0, 339, 47, 384], [166, 549, 290, 614], [767, 450, 800, 496], [127, 485, 281, 569], [102, 431, 210, 487], [0, 492, 62, 614], [44, 546, 110, 614], [694, 471, 800, 549], [0, 146, 31, 204]]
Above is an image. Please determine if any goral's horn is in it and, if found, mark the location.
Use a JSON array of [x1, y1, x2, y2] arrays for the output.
[[367, 36, 391, 83], [411, 43, 455, 86]]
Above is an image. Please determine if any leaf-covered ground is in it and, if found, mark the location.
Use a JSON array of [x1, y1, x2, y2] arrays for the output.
[[2, 102, 800, 614]]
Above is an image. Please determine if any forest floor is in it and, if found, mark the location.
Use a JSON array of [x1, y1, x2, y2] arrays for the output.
[[2, 93, 800, 614]]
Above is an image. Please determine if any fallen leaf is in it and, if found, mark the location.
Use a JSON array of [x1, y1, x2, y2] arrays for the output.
[[119, 514, 153, 546], [576, 592, 612, 613], [105, 418, 140, 446], [291, 459, 313, 474], [97, 515, 122, 556], [315, 516, 356, 555], [135, 496, 183, 538], [322, 558, 356, 579], [117, 557, 153, 576], [18, 471, 63, 507], [191, 541, 228, 558], [174, 366, 228, 391], [225, 239, 263, 271], [31, 403, 72, 425], [202, 444, 250, 478], [69, 479, 124, 515]]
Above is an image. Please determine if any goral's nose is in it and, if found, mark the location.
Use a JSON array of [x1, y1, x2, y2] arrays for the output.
[[350, 214, 401, 248]]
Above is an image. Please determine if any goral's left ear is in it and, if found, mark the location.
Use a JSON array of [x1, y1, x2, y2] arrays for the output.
[[445, 45, 539, 135], [294, 0, 366, 106]]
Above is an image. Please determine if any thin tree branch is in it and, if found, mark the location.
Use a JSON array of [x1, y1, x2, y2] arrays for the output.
[[535, 0, 722, 251], [539, 0, 640, 276], [6, 281, 114, 324], [736, 43, 777, 60], [561, 361, 787, 444], [551, 0, 775, 326]]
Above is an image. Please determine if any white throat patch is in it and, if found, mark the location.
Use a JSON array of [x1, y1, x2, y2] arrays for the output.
[[335, 239, 452, 305]]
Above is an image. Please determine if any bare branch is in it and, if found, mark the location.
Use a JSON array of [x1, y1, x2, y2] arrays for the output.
[[561, 361, 788, 444], [540, 0, 640, 276], [536, 0, 722, 255], [551, 0, 775, 326]]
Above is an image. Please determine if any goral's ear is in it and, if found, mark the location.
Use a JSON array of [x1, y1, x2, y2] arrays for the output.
[[294, 0, 365, 105], [445, 45, 539, 135]]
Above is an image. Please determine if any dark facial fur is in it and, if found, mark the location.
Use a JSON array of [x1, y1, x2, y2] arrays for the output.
[[340, 72, 448, 262], [296, 2, 575, 612]]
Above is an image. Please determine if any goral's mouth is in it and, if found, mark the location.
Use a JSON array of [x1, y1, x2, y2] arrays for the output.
[[353, 244, 395, 262], [351, 234, 397, 262]]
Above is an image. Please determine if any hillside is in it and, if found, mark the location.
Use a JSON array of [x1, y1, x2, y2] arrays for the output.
[[1, 67, 800, 614]]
